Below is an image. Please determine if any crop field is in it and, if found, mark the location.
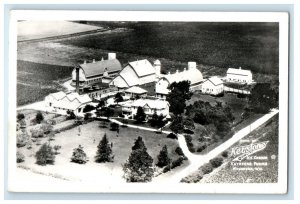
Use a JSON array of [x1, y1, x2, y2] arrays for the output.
[[17, 119, 185, 182], [17, 60, 73, 106], [60, 22, 279, 75], [199, 115, 279, 183]]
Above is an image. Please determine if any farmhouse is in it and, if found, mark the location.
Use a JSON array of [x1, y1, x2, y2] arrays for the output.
[[226, 67, 253, 84], [45, 92, 92, 116], [155, 62, 203, 99], [71, 53, 122, 89], [124, 86, 148, 99], [201, 76, 224, 95], [109, 59, 161, 89], [121, 98, 170, 119]]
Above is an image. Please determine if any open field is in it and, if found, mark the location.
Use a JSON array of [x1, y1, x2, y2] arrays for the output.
[[199, 115, 278, 183], [17, 117, 185, 182], [18, 21, 101, 41], [61, 22, 279, 75]]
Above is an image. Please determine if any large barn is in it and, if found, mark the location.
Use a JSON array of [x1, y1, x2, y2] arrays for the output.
[[155, 62, 203, 99], [226, 67, 253, 84], [71, 53, 122, 90], [109, 59, 161, 89]]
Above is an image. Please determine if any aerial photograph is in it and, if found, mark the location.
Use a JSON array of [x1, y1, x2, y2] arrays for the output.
[[14, 20, 280, 188]]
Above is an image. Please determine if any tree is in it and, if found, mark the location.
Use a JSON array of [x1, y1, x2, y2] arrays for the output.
[[66, 110, 76, 119], [131, 136, 146, 151], [17, 113, 25, 121], [110, 122, 119, 131], [169, 115, 184, 134], [84, 112, 92, 121], [149, 112, 159, 127], [35, 143, 55, 165], [123, 137, 154, 182], [134, 106, 146, 123], [16, 151, 25, 163], [17, 131, 28, 147], [71, 145, 88, 164], [53, 145, 62, 155], [100, 107, 115, 119], [35, 111, 44, 124], [167, 80, 193, 115], [248, 83, 278, 113], [183, 117, 195, 131], [95, 134, 114, 163], [156, 145, 171, 168], [96, 100, 105, 109], [114, 92, 124, 104], [83, 104, 96, 113]]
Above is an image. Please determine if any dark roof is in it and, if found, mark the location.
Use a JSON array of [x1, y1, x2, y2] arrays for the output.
[[79, 59, 122, 78]]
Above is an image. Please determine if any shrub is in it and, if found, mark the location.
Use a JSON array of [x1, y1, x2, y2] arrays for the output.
[[83, 104, 96, 113], [35, 143, 55, 165], [171, 157, 184, 169], [17, 113, 25, 121], [167, 133, 178, 139], [163, 165, 171, 173], [71, 145, 88, 164], [16, 132, 28, 147], [95, 134, 114, 163], [184, 135, 195, 152], [222, 151, 229, 158], [209, 157, 223, 168], [110, 122, 119, 131], [156, 145, 171, 168], [16, 151, 25, 163], [175, 146, 184, 156], [201, 163, 213, 175], [35, 111, 44, 124], [181, 173, 203, 183], [197, 144, 207, 153], [84, 112, 93, 121], [53, 145, 62, 155]]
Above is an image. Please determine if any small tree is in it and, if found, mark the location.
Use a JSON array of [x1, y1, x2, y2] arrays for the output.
[[169, 115, 184, 134], [149, 112, 159, 127], [35, 111, 44, 124], [66, 110, 76, 120], [95, 134, 114, 163], [53, 145, 62, 155], [110, 122, 119, 131], [123, 137, 154, 182], [84, 112, 92, 121], [131, 136, 146, 151], [17, 113, 25, 121], [156, 145, 171, 168], [114, 92, 124, 104], [71, 145, 88, 164], [134, 106, 146, 123], [16, 151, 25, 163], [35, 143, 55, 165], [17, 132, 28, 147]]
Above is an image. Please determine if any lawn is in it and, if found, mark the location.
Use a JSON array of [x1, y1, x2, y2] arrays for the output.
[[17, 119, 184, 183]]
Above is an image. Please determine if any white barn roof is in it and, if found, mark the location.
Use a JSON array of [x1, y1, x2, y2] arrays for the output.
[[125, 86, 148, 94], [204, 76, 224, 86], [227, 68, 252, 76], [48, 91, 66, 100], [160, 67, 203, 85], [128, 59, 156, 77]]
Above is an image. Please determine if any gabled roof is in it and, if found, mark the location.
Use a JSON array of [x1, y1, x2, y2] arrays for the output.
[[61, 92, 92, 104], [79, 59, 122, 78], [49, 91, 66, 100], [128, 59, 156, 77], [227, 68, 252, 76], [125, 86, 148, 94], [204, 76, 224, 86], [131, 99, 169, 110], [160, 67, 203, 85]]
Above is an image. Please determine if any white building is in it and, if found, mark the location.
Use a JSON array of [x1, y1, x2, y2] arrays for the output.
[[71, 53, 122, 89], [201, 76, 224, 95], [226, 67, 253, 84], [121, 98, 170, 119], [155, 62, 203, 99], [45, 92, 92, 116], [109, 59, 160, 89], [124, 86, 148, 99]]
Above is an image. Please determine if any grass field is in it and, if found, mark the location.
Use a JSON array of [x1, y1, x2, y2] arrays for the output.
[[61, 22, 279, 75], [17, 60, 73, 106], [17, 119, 184, 182]]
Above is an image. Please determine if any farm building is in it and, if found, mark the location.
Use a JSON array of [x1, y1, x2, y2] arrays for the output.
[[109, 59, 161, 89], [121, 98, 170, 119], [201, 76, 224, 95], [45, 92, 92, 116], [226, 67, 253, 84], [124, 86, 148, 99], [71, 53, 122, 90], [155, 62, 203, 99]]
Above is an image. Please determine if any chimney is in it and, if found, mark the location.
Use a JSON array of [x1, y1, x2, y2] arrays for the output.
[[168, 71, 171, 75], [184, 68, 187, 71], [239, 67, 242, 70], [188, 62, 196, 70], [76, 66, 80, 94], [101, 57, 104, 61], [92, 59, 96, 63], [176, 69, 179, 74], [108, 53, 116, 60], [83, 60, 86, 64]]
